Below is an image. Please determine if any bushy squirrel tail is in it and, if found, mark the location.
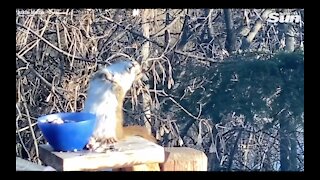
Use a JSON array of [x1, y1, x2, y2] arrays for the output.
[[122, 125, 157, 143]]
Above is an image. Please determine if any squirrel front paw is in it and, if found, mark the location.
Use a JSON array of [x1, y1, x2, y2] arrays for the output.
[[86, 136, 118, 152]]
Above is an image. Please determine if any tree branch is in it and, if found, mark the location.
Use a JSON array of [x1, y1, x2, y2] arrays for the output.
[[240, 9, 272, 50], [16, 23, 109, 65], [227, 128, 243, 171], [101, 16, 164, 48], [175, 50, 219, 63], [151, 10, 184, 38]]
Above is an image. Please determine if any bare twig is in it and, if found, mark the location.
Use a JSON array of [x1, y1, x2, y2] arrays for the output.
[[16, 104, 31, 160], [16, 121, 38, 133], [16, 23, 108, 65], [100, 15, 164, 48], [106, 52, 133, 62], [168, 97, 200, 121], [16, 53, 70, 95], [175, 50, 219, 63], [17, 23, 83, 59], [20, 83, 40, 164]]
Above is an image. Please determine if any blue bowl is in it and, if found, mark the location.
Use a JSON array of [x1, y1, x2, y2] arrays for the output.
[[37, 112, 96, 152]]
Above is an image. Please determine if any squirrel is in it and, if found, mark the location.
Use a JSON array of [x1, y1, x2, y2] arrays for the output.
[[82, 60, 156, 149], [82, 60, 160, 171]]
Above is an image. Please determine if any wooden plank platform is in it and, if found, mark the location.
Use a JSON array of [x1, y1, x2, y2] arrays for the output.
[[39, 136, 165, 171]]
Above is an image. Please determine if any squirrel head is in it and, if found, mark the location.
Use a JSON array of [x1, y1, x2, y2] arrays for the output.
[[90, 60, 142, 93]]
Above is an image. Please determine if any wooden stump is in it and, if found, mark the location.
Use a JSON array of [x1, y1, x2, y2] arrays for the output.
[[160, 147, 208, 171], [116, 163, 161, 171]]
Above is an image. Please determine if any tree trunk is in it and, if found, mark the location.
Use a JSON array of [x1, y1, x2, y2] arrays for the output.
[[279, 114, 297, 171], [279, 9, 295, 52], [223, 9, 236, 53], [285, 24, 295, 52], [164, 9, 170, 47], [177, 9, 190, 51], [279, 118, 290, 171], [289, 132, 298, 171], [141, 9, 152, 134]]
